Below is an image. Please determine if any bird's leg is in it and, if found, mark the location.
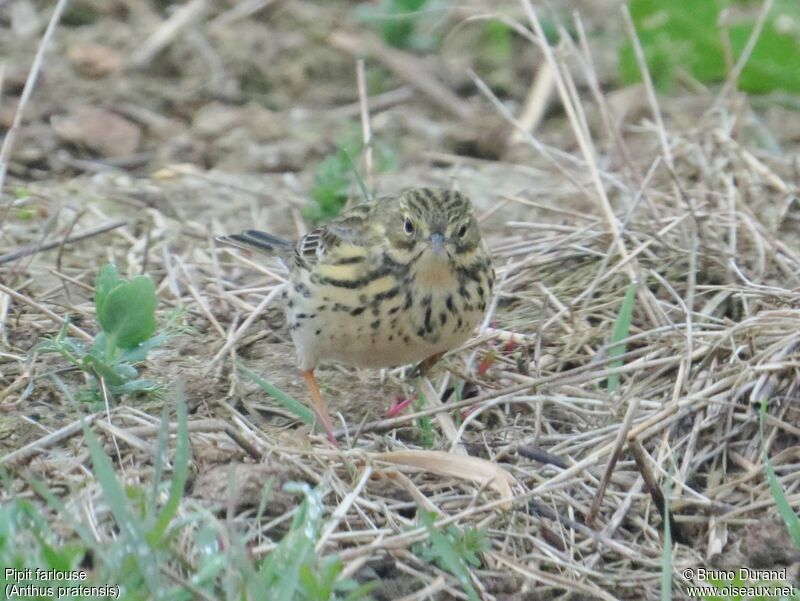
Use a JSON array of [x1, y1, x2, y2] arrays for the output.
[[302, 369, 339, 447]]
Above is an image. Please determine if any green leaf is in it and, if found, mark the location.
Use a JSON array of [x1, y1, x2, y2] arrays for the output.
[[118, 333, 169, 363], [97, 275, 158, 350], [95, 263, 121, 318], [620, 0, 800, 94], [258, 483, 322, 600], [419, 511, 480, 601], [82, 420, 162, 591], [414, 385, 434, 449], [759, 399, 800, 547], [238, 362, 316, 426], [732, 14, 800, 94], [607, 280, 637, 393], [109, 379, 161, 395], [299, 564, 321, 599], [148, 383, 190, 546], [24, 474, 96, 545], [112, 362, 139, 381], [357, 0, 436, 51], [340, 147, 372, 203]]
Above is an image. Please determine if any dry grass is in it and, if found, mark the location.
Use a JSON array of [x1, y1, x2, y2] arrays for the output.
[[1, 1, 800, 600]]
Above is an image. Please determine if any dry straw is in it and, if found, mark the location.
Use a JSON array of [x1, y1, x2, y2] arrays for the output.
[[1, 1, 799, 598]]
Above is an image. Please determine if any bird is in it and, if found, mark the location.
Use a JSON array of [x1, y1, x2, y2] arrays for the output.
[[217, 188, 495, 445]]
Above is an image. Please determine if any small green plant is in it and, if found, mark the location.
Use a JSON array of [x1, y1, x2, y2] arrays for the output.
[[413, 386, 435, 449], [620, 0, 800, 94], [37, 263, 166, 402], [3, 386, 373, 599], [0, 493, 89, 598], [606, 280, 637, 393], [261, 482, 374, 601], [414, 512, 489, 601], [307, 126, 396, 223], [760, 399, 800, 547], [0, 387, 191, 597], [474, 21, 515, 93], [308, 145, 361, 223], [357, 0, 440, 51]]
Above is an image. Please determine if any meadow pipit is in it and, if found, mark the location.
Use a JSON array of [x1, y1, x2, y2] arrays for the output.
[[218, 188, 495, 444]]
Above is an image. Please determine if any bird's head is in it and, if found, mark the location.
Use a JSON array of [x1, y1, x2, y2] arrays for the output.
[[384, 188, 481, 261]]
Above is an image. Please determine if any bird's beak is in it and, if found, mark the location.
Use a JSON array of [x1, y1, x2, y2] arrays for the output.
[[430, 232, 444, 255]]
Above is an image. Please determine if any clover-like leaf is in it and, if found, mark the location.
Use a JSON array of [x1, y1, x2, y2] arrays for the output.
[[94, 263, 121, 318], [97, 275, 158, 350]]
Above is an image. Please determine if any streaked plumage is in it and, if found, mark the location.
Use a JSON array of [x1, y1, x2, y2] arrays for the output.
[[218, 188, 495, 444]]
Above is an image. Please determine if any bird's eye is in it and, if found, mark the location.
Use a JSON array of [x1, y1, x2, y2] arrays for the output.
[[404, 217, 415, 236], [457, 224, 468, 238]]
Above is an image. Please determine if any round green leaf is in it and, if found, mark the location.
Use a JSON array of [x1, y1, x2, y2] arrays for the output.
[[94, 263, 121, 317], [97, 276, 158, 349]]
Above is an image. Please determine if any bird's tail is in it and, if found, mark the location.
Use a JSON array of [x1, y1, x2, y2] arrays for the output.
[[216, 230, 294, 255]]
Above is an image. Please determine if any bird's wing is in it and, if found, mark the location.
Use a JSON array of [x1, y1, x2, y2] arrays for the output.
[[217, 230, 294, 255], [294, 203, 381, 269]]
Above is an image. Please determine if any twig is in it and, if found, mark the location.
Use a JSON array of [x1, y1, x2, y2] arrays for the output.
[[0, 219, 128, 265], [0, 282, 93, 341], [330, 86, 414, 118], [715, 0, 774, 105], [210, 0, 276, 29], [510, 60, 554, 144], [130, 0, 210, 68], [356, 58, 374, 192], [620, 4, 673, 169], [629, 438, 688, 544], [125, 418, 261, 460], [331, 382, 535, 438], [55, 208, 86, 288], [205, 285, 283, 372], [315, 466, 372, 552], [522, 1, 633, 277], [328, 30, 473, 121], [395, 576, 446, 601], [1, 413, 100, 466], [586, 396, 641, 526], [515, 445, 569, 469]]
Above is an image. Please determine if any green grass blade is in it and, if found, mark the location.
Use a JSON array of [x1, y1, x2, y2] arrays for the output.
[[661, 471, 672, 601], [148, 382, 190, 546], [23, 474, 96, 546], [607, 280, 637, 393], [82, 420, 162, 591], [238, 362, 316, 426], [414, 382, 434, 448], [420, 512, 480, 601], [94, 263, 120, 319], [259, 483, 322, 600], [340, 147, 372, 202], [759, 399, 800, 547]]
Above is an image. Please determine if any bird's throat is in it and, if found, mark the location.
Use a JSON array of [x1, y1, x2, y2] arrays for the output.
[[414, 252, 456, 289]]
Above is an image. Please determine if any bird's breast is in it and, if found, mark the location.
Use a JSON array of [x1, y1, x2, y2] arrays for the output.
[[285, 247, 492, 371]]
